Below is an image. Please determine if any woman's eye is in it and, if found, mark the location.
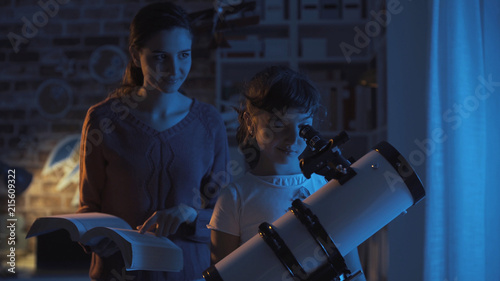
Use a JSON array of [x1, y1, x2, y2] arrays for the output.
[[179, 52, 190, 59], [154, 54, 167, 60]]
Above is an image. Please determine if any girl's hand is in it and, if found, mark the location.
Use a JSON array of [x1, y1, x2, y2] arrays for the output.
[[138, 203, 198, 237]]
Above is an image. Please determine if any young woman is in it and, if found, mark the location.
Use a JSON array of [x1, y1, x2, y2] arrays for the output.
[[208, 65, 366, 280], [78, 2, 229, 280]]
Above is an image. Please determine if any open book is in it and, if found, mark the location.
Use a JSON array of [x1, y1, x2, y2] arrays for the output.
[[26, 212, 183, 272]]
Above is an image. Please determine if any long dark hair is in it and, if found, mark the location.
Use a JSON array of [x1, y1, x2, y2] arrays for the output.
[[237, 65, 321, 168], [110, 2, 193, 98]]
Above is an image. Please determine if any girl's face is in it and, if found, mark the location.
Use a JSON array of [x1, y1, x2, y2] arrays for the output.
[[250, 108, 314, 175], [132, 28, 192, 94]]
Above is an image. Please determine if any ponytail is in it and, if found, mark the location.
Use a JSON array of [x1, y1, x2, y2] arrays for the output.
[[109, 61, 143, 98]]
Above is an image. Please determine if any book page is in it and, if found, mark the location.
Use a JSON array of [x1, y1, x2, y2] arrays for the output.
[[109, 229, 180, 248], [80, 228, 183, 272], [26, 212, 131, 241], [62, 213, 131, 232]]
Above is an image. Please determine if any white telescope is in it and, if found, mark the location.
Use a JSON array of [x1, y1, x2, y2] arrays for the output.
[[203, 126, 425, 281]]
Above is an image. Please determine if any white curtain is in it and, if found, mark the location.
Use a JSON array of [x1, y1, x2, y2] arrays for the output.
[[425, 1, 500, 280]]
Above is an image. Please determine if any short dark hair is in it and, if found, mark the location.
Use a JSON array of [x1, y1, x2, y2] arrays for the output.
[[236, 65, 321, 168]]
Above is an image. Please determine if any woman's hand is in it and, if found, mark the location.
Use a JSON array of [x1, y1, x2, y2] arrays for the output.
[[138, 203, 198, 237]]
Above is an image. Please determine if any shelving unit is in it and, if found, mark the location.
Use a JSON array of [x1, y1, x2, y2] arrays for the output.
[[215, 0, 387, 150]]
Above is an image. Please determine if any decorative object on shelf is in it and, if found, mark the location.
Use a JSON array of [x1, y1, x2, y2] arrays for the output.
[[190, 1, 260, 49], [35, 78, 73, 119]]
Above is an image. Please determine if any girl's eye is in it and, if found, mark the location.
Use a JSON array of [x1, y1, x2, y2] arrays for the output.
[[179, 52, 190, 59], [270, 119, 285, 129], [274, 122, 284, 128]]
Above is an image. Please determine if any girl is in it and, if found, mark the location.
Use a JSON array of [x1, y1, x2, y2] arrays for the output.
[[78, 2, 229, 280], [208, 65, 365, 280]]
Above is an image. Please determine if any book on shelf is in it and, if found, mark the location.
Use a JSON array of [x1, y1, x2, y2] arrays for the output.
[[26, 212, 183, 272]]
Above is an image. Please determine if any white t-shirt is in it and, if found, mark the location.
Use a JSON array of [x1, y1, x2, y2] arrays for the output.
[[208, 172, 327, 244]]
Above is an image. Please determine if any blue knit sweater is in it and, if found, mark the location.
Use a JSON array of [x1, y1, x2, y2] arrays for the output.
[[78, 97, 230, 281]]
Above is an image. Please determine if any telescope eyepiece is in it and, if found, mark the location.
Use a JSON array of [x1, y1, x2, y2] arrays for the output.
[[298, 125, 313, 139], [299, 125, 329, 151]]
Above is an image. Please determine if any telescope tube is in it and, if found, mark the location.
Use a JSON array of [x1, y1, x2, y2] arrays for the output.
[[204, 141, 424, 281]]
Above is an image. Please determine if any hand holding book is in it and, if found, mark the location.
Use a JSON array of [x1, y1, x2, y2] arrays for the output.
[[138, 203, 198, 237], [26, 212, 183, 272]]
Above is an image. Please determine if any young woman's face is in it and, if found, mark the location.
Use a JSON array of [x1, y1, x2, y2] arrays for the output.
[[133, 27, 192, 94], [251, 108, 314, 175]]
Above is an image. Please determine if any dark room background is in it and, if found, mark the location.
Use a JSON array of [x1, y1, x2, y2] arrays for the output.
[[0, 0, 434, 280]]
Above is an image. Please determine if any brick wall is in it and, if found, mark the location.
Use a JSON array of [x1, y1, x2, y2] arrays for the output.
[[0, 0, 215, 254]]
